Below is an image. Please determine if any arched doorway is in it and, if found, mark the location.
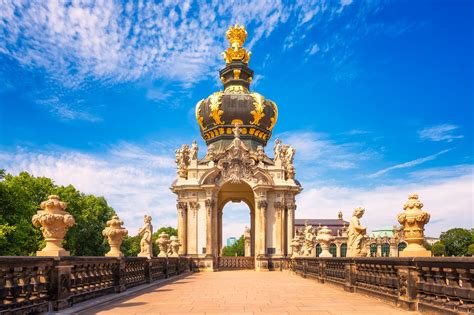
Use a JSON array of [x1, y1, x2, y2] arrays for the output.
[[217, 181, 255, 258]]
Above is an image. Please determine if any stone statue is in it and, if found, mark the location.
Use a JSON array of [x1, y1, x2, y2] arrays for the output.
[[285, 145, 295, 165], [168, 235, 180, 257], [156, 232, 170, 257], [273, 138, 282, 161], [207, 144, 216, 161], [338, 210, 343, 220], [291, 228, 305, 257], [102, 215, 128, 257], [32, 195, 75, 256], [175, 144, 190, 178], [347, 207, 367, 257], [397, 194, 431, 257], [138, 215, 153, 258], [316, 226, 334, 257], [190, 140, 198, 161], [302, 220, 317, 256], [286, 164, 296, 180]]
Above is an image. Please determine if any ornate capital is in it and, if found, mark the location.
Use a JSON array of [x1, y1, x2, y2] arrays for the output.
[[177, 201, 188, 211], [257, 199, 268, 210], [205, 199, 215, 209], [273, 201, 284, 210], [189, 201, 200, 211]]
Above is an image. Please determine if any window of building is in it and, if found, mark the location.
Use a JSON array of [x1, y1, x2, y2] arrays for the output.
[[340, 243, 347, 257], [316, 244, 322, 257], [398, 242, 407, 256], [370, 243, 377, 257], [329, 243, 337, 257], [381, 243, 390, 257]]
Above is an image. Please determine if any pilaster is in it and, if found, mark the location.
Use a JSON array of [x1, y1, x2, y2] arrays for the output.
[[177, 201, 188, 255]]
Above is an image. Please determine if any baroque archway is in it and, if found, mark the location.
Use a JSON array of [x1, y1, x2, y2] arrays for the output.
[[170, 24, 301, 271]]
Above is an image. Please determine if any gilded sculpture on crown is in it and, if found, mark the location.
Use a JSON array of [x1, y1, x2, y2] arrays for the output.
[[222, 23, 251, 64], [347, 207, 368, 257], [32, 195, 75, 256], [103, 215, 128, 257], [138, 215, 153, 258], [397, 194, 431, 257]]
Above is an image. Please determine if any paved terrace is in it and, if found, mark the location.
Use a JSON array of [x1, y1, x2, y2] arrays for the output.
[[88, 271, 415, 315]]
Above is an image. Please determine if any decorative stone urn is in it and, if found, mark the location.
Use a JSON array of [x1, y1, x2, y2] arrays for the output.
[[169, 235, 180, 257], [102, 215, 128, 257], [316, 226, 334, 257], [156, 232, 170, 257], [397, 194, 431, 257], [32, 195, 75, 256], [291, 236, 303, 258]]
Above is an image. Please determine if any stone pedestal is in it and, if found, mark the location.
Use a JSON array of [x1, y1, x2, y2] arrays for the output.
[[32, 195, 75, 257]]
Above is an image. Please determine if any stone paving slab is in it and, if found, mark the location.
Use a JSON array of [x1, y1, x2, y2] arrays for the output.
[[89, 271, 417, 315]]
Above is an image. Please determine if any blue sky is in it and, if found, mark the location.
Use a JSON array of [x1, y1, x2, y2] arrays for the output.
[[0, 0, 472, 241]]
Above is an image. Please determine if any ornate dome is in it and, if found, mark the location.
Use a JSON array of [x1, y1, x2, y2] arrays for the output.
[[195, 24, 278, 152]]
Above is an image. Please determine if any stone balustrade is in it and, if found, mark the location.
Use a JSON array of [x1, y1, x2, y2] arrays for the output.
[[0, 256, 191, 314], [291, 257, 474, 314]]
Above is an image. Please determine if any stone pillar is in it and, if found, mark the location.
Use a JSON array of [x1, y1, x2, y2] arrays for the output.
[[286, 202, 296, 256], [177, 201, 187, 255], [256, 199, 268, 256], [274, 202, 284, 256], [205, 199, 214, 257], [218, 210, 223, 255], [250, 209, 255, 256], [397, 194, 431, 257], [102, 215, 128, 257], [32, 195, 75, 257], [336, 243, 341, 257], [189, 201, 199, 254], [244, 226, 251, 257], [377, 243, 382, 257]]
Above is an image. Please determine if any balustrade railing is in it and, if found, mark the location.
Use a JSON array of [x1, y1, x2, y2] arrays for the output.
[[0, 256, 191, 313], [218, 257, 255, 270], [291, 257, 474, 314]]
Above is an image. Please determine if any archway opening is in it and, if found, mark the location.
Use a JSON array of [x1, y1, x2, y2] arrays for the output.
[[217, 181, 255, 257]]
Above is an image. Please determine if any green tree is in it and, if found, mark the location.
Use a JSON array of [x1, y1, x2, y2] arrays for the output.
[[440, 228, 472, 256], [0, 171, 115, 256], [222, 235, 244, 256], [431, 242, 446, 256], [467, 244, 474, 256]]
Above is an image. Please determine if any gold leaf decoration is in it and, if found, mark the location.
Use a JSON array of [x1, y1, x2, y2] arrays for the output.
[[195, 99, 206, 130], [250, 93, 265, 126], [208, 91, 224, 125], [267, 100, 278, 131]]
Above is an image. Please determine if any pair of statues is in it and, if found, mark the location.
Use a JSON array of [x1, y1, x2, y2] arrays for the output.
[[175, 141, 199, 178], [274, 139, 296, 179], [291, 220, 318, 257], [138, 215, 181, 258]]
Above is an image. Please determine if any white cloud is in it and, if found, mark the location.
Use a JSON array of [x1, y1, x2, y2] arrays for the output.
[[296, 167, 474, 238], [419, 124, 464, 142], [0, 143, 179, 234], [368, 149, 451, 178], [277, 131, 375, 170], [0, 1, 287, 87], [306, 43, 320, 56]]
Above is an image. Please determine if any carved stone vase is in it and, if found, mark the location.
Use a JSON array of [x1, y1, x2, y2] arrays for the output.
[[397, 194, 431, 257], [169, 236, 180, 257], [291, 236, 302, 258], [102, 215, 128, 257], [32, 195, 75, 256], [156, 232, 170, 257], [316, 226, 334, 258]]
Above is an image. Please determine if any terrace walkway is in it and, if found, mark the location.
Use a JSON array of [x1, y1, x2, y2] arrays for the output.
[[87, 271, 415, 315]]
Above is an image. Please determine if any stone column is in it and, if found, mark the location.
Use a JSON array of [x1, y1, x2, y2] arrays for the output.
[[336, 243, 341, 257], [218, 210, 223, 255], [189, 201, 199, 254], [256, 199, 268, 256], [377, 243, 382, 257], [205, 199, 214, 257], [286, 202, 296, 256], [274, 202, 284, 256], [177, 201, 188, 255]]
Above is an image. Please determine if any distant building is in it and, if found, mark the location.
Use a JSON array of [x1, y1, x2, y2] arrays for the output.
[[226, 237, 237, 247]]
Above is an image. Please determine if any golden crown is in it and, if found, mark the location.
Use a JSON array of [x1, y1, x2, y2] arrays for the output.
[[226, 23, 248, 48]]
